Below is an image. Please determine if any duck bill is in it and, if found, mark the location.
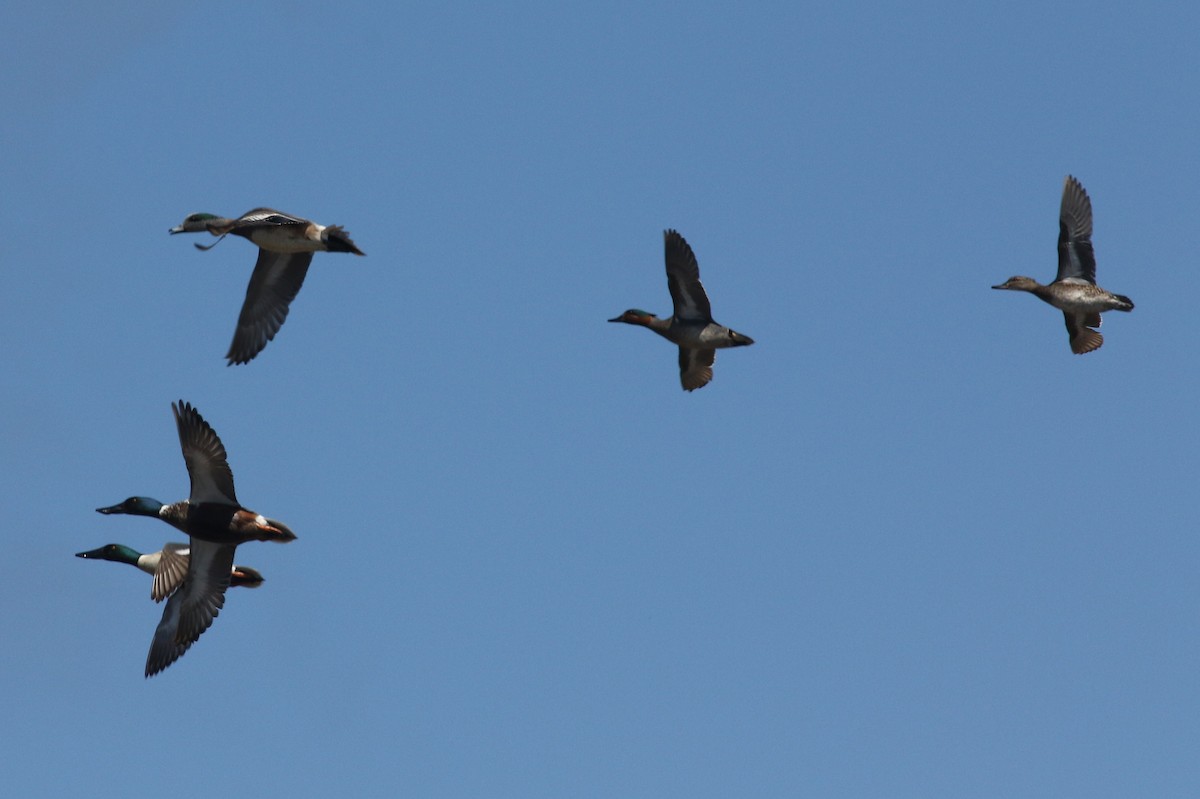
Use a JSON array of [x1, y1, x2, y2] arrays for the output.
[[95, 503, 124, 514], [168, 225, 187, 234], [991, 283, 1009, 290], [75, 547, 108, 559], [607, 316, 624, 323]]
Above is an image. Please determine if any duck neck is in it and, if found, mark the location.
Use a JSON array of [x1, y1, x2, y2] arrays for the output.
[[642, 315, 673, 334], [1030, 284, 1059, 306]]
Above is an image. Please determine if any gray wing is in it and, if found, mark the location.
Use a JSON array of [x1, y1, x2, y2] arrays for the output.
[[145, 540, 234, 677], [1056, 175, 1096, 284], [679, 347, 716, 391], [226, 248, 313, 365], [664, 230, 713, 322], [151, 543, 191, 603], [172, 401, 238, 506]]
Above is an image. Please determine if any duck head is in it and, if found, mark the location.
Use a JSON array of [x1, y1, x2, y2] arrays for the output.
[[75, 543, 142, 565], [608, 309, 659, 325], [169, 213, 222, 234], [171, 213, 234, 250], [96, 496, 165, 518], [992, 276, 1041, 292]]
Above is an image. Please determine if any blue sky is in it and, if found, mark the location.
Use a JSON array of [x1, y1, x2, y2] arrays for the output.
[[3, 2, 1200, 796]]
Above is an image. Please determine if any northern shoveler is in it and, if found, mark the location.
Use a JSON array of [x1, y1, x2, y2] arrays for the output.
[[171, 208, 365, 365], [609, 230, 754, 390], [993, 176, 1133, 354], [96, 400, 295, 676], [76, 543, 264, 600]]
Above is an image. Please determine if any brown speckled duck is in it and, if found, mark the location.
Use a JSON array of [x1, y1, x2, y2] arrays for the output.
[[993, 176, 1133, 354]]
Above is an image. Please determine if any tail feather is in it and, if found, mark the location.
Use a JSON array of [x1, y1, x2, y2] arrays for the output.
[[323, 225, 364, 255], [231, 565, 265, 588], [265, 517, 297, 542]]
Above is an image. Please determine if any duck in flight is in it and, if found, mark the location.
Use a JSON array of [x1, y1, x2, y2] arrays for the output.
[[171, 208, 364, 365], [76, 543, 264, 600], [992, 176, 1133, 354], [609, 230, 754, 390], [96, 401, 295, 677]]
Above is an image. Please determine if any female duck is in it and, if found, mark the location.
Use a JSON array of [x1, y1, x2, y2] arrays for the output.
[[610, 230, 754, 390], [993, 176, 1133, 354], [96, 400, 295, 676], [171, 208, 365, 365]]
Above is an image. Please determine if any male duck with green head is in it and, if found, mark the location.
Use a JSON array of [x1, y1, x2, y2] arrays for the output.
[[171, 208, 365, 365], [993, 175, 1134, 354], [609, 229, 754, 390], [77, 543, 265, 598], [96, 400, 296, 676]]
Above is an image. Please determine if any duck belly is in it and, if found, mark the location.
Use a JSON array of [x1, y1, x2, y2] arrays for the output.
[[1051, 284, 1119, 313], [671, 325, 717, 348]]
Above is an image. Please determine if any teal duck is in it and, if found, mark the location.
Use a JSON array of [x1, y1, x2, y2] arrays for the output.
[[610, 230, 754, 390], [993, 176, 1133, 353]]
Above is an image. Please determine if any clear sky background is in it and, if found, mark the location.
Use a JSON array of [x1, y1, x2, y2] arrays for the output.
[[3, 2, 1199, 796]]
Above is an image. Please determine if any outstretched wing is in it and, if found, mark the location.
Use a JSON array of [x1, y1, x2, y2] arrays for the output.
[[172, 401, 238, 506], [151, 543, 191, 602], [145, 540, 235, 677], [1056, 175, 1096, 284], [678, 347, 716, 391], [1063, 311, 1103, 354], [664, 230, 713, 322], [226, 249, 313, 365]]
